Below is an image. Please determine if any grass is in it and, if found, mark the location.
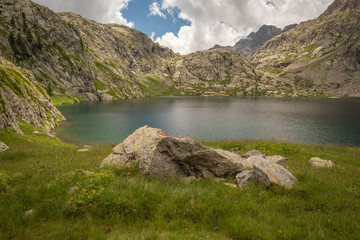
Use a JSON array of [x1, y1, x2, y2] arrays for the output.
[[0, 124, 360, 239]]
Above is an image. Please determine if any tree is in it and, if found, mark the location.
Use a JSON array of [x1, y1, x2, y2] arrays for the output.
[[10, 17, 15, 27], [22, 12, 28, 32], [46, 82, 54, 97]]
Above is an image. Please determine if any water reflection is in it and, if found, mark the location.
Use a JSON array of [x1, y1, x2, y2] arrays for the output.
[[56, 96, 360, 146]]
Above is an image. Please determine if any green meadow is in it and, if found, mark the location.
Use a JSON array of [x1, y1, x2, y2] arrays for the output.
[[0, 123, 359, 239]]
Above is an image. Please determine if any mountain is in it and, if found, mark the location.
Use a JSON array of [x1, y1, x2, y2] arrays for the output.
[[210, 24, 297, 58], [252, 0, 360, 96], [1, 0, 291, 132]]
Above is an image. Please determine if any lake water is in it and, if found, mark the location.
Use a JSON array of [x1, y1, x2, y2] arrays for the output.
[[56, 96, 360, 146]]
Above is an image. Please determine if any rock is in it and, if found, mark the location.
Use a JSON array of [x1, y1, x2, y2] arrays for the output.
[[0, 142, 9, 153], [68, 186, 79, 193], [309, 157, 335, 168], [266, 155, 288, 166], [83, 145, 92, 149], [236, 156, 297, 189], [32, 131, 41, 135], [236, 170, 255, 188], [241, 150, 265, 158], [24, 209, 34, 217], [181, 176, 198, 184], [252, 158, 297, 189], [101, 126, 244, 178], [75, 170, 95, 175], [224, 183, 238, 188], [47, 133, 56, 139], [77, 149, 89, 152]]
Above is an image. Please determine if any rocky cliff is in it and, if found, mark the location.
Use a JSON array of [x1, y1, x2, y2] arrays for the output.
[[252, 0, 360, 96], [0, 57, 63, 133], [210, 24, 297, 59]]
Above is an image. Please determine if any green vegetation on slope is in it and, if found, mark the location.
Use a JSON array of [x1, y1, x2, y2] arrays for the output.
[[0, 124, 359, 239]]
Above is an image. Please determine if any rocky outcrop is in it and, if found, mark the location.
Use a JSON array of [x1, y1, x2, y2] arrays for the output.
[[0, 57, 64, 133], [252, 0, 360, 97], [309, 157, 335, 168], [0, 142, 9, 153], [164, 49, 296, 96], [101, 126, 298, 189]]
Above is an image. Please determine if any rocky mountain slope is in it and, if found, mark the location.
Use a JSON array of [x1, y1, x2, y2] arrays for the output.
[[210, 24, 297, 58], [0, 57, 63, 133], [252, 0, 360, 96], [0, 0, 299, 132]]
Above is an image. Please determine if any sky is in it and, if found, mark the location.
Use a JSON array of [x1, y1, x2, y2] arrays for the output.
[[32, 0, 333, 54]]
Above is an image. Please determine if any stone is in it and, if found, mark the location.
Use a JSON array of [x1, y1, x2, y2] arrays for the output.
[[236, 170, 254, 188], [309, 157, 335, 168], [101, 126, 244, 178], [181, 176, 198, 184], [77, 149, 89, 152], [68, 186, 79, 193], [266, 155, 288, 166], [32, 131, 41, 135], [83, 145, 92, 149], [24, 209, 34, 217], [75, 170, 95, 175], [47, 133, 56, 139], [224, 183, 238, 188], [252, 158, 297, 189], [0, 142, 9, 153], [241, 149, 265, 158]]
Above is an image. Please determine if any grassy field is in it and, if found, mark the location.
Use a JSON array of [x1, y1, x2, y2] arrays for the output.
[[0, 123, 360, 239]]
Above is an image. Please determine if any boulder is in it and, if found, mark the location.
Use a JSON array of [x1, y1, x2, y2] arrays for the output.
[[309, 157, 335, 168], [0, 142, 9, 153], [252, 158, 297, 189], [101, 126, 244, 178], [101, 126, 298, 189], [236, 156, 297, 189], [266, 155, 288, 166]]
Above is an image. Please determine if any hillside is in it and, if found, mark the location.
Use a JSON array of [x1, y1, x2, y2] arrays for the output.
[[252, 0, 360, 96]]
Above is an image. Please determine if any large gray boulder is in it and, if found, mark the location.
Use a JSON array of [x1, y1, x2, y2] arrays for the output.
[[101, 126, 298, 189], [101, 126, 244, 178], [0, 142, 9, 153]]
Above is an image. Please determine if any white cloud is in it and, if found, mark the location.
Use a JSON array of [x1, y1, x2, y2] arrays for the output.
[[156, 0, 334, 54], [150, 32, 156, 41], [32, 0, 134, 27], [149, 2, 166, 19]]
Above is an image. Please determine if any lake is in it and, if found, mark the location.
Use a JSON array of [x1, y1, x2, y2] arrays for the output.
[[55, 96, 360, 146]]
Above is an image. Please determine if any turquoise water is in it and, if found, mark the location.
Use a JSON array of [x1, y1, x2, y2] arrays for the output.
[[56, 96, 360, 146]]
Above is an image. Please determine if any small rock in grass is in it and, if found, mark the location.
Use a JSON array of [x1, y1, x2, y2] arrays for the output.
[[77, 149, 89, 152], [309, 157, 335, 168], [181, 176, 198, 184], [68, 186, 80, 193], [47, 133, 56, 139], [83, 145, 92, 149], [0, 142, 9, 153], [224, 183, 238, 188], [241, 149, 265, 158], [32, 131, 41, 135], [75, 170, 95, 175], [24, 209, 34, 217]]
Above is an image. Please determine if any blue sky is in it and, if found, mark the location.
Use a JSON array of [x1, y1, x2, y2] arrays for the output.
[[33, 0, 333, 54], [122, 0, 190, 40]]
